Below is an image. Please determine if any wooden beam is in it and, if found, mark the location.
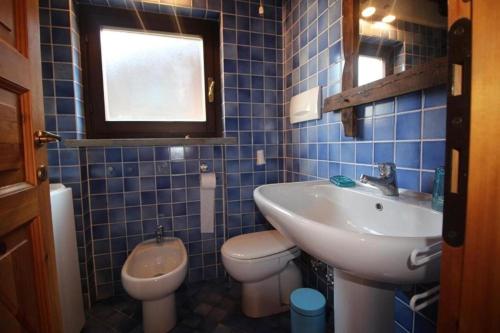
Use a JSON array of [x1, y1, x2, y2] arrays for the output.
[[324, 57, 448, 113], [341, 0, 358, 91], [341, 109, 357, 137], [340, 0, 359, 137]]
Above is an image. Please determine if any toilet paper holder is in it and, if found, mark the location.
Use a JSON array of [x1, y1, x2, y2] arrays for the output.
[[200, 162, 209, 173]]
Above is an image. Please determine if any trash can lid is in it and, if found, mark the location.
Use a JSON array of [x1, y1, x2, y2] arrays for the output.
[[290, 288, 326, 316]]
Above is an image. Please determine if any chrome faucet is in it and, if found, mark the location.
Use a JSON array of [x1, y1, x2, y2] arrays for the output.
[[360, 162, 399, 196], [155, 225, 164, 243]]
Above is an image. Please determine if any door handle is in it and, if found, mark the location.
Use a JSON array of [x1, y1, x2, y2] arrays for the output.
[[34, 130, 62, 147]]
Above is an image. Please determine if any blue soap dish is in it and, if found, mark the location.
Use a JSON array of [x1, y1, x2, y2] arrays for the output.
[[329, 175, 356, 188]]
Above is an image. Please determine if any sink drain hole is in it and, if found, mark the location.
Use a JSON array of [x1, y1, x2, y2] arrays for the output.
[[375, 203, 383, 211]]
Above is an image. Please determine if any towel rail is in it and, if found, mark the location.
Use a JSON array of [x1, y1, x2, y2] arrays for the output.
[[409, 286, 440, 312], [410, 241, 442, 267]]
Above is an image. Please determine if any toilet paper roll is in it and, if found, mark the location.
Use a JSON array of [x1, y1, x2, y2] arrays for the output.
[[200, 172, 216, 233], [200, 171, 216, 189]]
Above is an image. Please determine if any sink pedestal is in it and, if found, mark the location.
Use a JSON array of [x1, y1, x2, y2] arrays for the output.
[[334, 269, 395, 333]]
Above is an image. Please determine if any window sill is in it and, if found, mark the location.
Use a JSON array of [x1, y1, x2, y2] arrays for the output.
[[64, 137, 237, 148]]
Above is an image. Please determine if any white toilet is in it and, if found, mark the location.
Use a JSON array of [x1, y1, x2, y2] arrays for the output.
[[121, 238, 187, 333], [221, 230, 302, 318]]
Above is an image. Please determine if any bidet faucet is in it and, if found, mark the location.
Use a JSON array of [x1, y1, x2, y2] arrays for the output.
[[155, 225, 164, 243], [360, 162, 399, 196]]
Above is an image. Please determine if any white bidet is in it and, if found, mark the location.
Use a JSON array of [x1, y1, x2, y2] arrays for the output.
[[121, 238, 187, 333]]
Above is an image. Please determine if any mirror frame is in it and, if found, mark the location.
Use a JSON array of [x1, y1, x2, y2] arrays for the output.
[[323, 0, 448, 137]]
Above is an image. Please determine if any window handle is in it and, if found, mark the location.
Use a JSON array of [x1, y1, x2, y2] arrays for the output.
[[34, 130, 62, 147], [208, 77, 215, 103]]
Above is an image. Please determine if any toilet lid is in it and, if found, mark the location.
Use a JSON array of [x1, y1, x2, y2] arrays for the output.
[[223, 230, 296, 260]]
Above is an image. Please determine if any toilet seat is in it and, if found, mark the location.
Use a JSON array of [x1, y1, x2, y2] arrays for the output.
[[222, 230, 296, 260], [221, 230, 301, 283]]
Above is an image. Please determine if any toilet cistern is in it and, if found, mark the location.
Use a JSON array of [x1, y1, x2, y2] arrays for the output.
[[360, 162, 399, 196], [155, 225, 164, 243]]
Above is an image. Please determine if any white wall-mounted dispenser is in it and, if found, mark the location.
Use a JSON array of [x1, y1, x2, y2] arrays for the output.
[[290, 86, 322, 124], [256, 149, 266, 165]]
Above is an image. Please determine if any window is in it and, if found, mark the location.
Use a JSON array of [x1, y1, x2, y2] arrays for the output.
[[358, 55, 385, 86], [100, 28, 206, 122], [79, 6, 221, 138]]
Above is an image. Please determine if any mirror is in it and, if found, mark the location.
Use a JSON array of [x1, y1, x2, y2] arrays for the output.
[[357, 0, 447, 86]]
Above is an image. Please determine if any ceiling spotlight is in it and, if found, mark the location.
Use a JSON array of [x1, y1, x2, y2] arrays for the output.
[[382, 15, 396, 23], [361, 6, 376, 18]]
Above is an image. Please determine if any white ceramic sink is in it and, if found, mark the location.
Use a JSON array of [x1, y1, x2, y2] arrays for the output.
[[254, 180, 442, 284], [254, 180, 443, 332]]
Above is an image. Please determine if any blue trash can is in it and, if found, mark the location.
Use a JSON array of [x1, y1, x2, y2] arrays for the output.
[[290, 288, 326, 333]]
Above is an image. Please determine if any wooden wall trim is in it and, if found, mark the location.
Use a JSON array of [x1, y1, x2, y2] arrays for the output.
[[324, 57, 448, 112]]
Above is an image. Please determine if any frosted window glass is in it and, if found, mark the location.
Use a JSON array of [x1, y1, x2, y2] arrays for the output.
[[100, 27, 206, 122], [358, 55, 385, 86]]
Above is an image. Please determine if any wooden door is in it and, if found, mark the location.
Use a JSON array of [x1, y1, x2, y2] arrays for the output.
[[438, 0, 500, 332], [0, 0, 61, 332]]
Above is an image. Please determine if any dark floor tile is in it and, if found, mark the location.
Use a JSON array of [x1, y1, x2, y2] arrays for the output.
[[170, 324, 198, 333], [207, 306, 228, 322], [194, 302, 214, 316], [89, 303, 119, 321], [212, 324, 232, 333], [205, 292, 224, 305], [110, 313, 141, 333], [82, 318, 116, 333], [179, 313, 204, 329], [218, 297, 237, 310]]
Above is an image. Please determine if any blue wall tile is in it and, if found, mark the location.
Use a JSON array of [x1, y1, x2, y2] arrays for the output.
[[422, 141, 446, 170], [397, 169, 420, 192], [375, 99, 395, 115], [397, 112, 422, 140], [424, 85, 447, 108], [397, 91, 422, 113], [374, 143, 395, 164], [356, 143, 373, 164], [423, 108, 446, 139], [374, 116, 395, 141], [395, 299, 414, 331], [396, 142, 421, 169]]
